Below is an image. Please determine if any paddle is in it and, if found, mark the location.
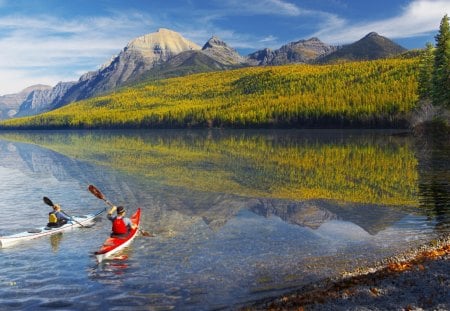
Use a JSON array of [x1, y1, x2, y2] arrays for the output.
[[43, 196, 87, 228], [87, 184, 153, 237]]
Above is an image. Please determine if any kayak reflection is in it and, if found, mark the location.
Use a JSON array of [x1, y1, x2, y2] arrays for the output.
[[50, 232, 63, 252]]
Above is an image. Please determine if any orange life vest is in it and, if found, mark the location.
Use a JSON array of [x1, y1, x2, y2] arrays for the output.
[[112, 217, 128, 234]]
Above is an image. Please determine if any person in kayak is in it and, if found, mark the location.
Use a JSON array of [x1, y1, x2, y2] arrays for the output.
[[47, 204, 71, 227], [107, 205, 137, 237]]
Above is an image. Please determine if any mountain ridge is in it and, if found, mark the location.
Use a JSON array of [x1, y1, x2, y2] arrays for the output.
[[248, 37, 337, 65], [133, 35, 248, 82], [2, 29, 408, 120], [317, 32, 407, 63], [0, 85, 51, 119], [54, 28, 201, 109]]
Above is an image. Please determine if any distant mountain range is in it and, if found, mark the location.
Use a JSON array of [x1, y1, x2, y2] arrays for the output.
[[0, 84, 52, 119], [317, 32, 407, 63], [0, 29, 408, 120]]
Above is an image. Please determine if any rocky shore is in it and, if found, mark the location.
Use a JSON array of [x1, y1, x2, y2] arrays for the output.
[[244, 236, 450, 310]]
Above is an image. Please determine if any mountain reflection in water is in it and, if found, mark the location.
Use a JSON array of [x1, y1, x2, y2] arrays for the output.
[[0, 129, 448, 310]]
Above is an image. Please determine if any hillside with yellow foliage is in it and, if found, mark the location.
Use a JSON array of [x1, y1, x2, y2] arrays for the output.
[[0, 58, 419, 129]]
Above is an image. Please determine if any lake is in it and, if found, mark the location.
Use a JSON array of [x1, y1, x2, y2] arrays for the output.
[[0, 129, 448, 310]]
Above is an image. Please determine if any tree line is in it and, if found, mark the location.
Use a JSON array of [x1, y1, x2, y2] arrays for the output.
[[0, 58, 420, 130], [417, 15, 450, 112]]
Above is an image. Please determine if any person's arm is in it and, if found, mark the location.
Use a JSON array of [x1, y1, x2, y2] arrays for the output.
[[57, 211, 71, 221], [124, 218, 137, 230], [108, 205, 117, 215], [107, 206, 117, 221]]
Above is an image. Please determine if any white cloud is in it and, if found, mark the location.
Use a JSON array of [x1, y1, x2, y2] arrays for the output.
[[218, 0, 304, 16], [0, 12, 155, 94], [257, 0, 303, 16], [260, 35, 278, 43], [313, 0, 450, 44], [0, 68, 75, 95]]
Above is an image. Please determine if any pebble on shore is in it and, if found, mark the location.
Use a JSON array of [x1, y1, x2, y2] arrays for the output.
[[244, 236, 450, 310]]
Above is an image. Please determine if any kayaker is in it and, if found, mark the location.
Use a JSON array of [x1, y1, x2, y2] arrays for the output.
[[47, 204, 71, 227], [107, 205, 137, 237]]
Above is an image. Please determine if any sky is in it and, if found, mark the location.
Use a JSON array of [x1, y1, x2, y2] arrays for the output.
[[0, 0, 448, 95]]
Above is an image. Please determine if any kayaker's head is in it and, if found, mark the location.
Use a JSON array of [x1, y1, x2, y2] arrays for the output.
[[117, 206, 125, 215], [53, 204, 61, 211]]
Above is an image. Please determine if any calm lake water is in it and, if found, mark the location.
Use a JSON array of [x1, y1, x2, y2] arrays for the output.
[[0, 129, 448, 310]]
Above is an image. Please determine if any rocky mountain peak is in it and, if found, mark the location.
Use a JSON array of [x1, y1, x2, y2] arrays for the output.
[[248, 37, 336, 65], [201, 35, 245, 66], [364, 32, 380, 38], [127, 28, 201, 58], [0, 84, 52, 120], [202, 36, 228, 49], [20, 84, 52, 94], [52, 28, 202, 106], [286, 37, 336, 56], [16, 81, 76, 117], [246, 48, 274, 66], [317, 32, 407, 63], [357, 32, 399, 46]]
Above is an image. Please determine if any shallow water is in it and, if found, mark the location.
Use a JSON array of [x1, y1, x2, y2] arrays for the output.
[[0, 129, 448, 310]]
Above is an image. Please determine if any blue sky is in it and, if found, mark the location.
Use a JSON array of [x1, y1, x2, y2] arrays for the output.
[[0, 0, 448, 95]]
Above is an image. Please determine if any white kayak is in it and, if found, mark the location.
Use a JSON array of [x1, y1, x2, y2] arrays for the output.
[[0, 208, 106, 248]]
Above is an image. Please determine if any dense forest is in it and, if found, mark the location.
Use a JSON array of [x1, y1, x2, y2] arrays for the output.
[[414, 14, 450, 134], [0, 58, 420, 129]]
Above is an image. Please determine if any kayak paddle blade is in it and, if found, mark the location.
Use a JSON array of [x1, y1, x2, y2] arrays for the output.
[[43, 196, 54, 207], [88, 184, 105, 200]]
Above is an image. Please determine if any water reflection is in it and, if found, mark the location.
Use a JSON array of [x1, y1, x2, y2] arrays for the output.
[[0, 129, 447, 310], [249, 198, 407, 235], [0, 129, 419, 207], [49, 232, 63, 252], [416, 133, 450, 234]]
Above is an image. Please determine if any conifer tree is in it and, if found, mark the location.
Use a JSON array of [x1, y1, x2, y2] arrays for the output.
[[432, 14, 450, 108], [418, 42, 434, 100]]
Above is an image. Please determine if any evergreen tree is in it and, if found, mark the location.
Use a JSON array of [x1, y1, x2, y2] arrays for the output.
[[418, 42, 435, 100], [432, 14, 450, 108]]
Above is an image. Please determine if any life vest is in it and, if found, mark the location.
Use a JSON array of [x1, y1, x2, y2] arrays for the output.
[[48, 212, 58, 224], [112, 217, 128, 234]]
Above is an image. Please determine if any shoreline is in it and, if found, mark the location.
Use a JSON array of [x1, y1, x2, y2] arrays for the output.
[[243, 236, 450, 310]]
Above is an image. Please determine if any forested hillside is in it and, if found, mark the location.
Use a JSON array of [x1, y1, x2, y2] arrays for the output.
[[0, 58, 420, 129]]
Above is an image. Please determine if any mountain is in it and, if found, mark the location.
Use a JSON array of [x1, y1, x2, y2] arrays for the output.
[[201, 36, 246, 66], [53, 28, 201, 108], [317, 32, 407, 63], [8, 30, 409, 119], [247, 37, 337, 65], [0, 85, 51, 120], [16, 81, 76, 117], [134, 50, 230, 82], [134, 35, 246, 82]]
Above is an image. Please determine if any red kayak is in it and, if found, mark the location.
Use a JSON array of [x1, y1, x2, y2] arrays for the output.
[[95, 208, 141, 263]]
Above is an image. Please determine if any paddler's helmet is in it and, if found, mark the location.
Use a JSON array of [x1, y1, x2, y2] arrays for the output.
[[117, 206, 125, 214]]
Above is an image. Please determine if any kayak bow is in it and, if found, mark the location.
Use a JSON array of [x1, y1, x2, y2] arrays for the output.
[[95, 208, 141, 263], [0, 208, 105, 248]]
